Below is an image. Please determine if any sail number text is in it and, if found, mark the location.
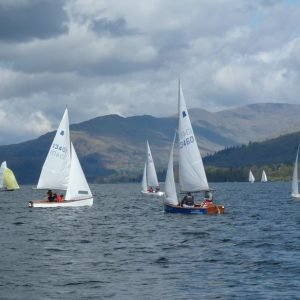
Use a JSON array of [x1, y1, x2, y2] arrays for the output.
[[50, 143, 67, 159], [179, 136, 194, 148], [52, 143, 67, 153], [179, 128, 194, 149]]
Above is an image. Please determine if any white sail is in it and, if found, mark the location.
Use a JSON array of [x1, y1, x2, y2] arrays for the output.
[[249, 170, 255, 183], [292, 145, 299, 197], [0, 161, 7, 188], [65, 143, 92, 201], [141, 162, 148, 192], [178, 81, 209, 192], [164, 133, 178, 205], [261, 170, 268, 182], [37, 109, 71, 190], [0, 161, 19, 190], [146, 141, 159, 188]]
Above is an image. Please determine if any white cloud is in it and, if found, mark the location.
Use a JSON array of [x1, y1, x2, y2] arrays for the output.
[[1, 0, 300, 143]]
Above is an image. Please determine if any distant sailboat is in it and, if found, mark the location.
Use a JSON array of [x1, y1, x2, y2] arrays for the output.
[[261, 170, 268, 182], [28, 108, 93, 208], [0, 161, 19, 191], [291, 145, 300, 198], [141, 141, 164, 196], [249, 170, 255, 183], [163, 80, 224, 214]]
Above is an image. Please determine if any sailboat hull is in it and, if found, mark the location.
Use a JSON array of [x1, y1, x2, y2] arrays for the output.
[[28, 197, 93, 208], [291, 193, 300, 199], [141, 191, 164, 196], [164, 203, 225, 214]]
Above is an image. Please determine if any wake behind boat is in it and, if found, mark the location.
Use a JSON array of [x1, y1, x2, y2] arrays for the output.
[[28, 108, 93, 208], [163, 81, 224, 214], [141, 141, 164, 196]]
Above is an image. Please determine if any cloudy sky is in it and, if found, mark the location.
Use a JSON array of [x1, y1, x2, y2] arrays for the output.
[[1, 0, 300, 144]]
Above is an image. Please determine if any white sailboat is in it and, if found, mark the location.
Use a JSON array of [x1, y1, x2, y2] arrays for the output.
[[141, 141, 164, 196], [0, 161, 20, 191], [291, 145, 300, 198], [261, 170, 268, 182], [249, 170, 255, 183], [163, 81, 224, 214], [28, 108, 93, 208]]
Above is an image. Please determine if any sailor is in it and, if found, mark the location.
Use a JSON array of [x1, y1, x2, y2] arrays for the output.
[[202, 190, 213, 206], [47, 190, 55, 202], [181, 192, 195, 207]]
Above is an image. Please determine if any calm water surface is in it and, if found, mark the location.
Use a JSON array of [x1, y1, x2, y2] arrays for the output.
[[0, 182, 299, 300]]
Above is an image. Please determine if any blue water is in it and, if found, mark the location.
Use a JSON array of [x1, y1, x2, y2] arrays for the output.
[[0, 182, 299, 300]]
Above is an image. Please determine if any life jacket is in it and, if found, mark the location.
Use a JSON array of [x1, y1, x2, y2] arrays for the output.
[[184, 195, 194, 206], [56, 194, 62, 202]]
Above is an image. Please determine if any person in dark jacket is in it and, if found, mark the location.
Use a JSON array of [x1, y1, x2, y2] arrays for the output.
[[181, 192, 195, 207]]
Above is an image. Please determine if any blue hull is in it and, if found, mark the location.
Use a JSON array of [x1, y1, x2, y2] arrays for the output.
[[164, 203, 225, 214], [164, 204, 208, 214]]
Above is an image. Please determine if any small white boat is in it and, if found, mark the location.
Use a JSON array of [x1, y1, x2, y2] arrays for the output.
[[261, 170, 268, 182], [28, 108, 93, 208], [291, 145, 300, 198], [249, 170, 255, 183], [141, 141, 164, 196], [0, 161, 20, 191]]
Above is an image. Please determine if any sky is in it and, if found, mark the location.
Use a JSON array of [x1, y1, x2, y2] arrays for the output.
[[1, 0, 300, 144]]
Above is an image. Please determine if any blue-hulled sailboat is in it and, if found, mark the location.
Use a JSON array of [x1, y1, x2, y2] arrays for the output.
[[163, 81, 224, 214]]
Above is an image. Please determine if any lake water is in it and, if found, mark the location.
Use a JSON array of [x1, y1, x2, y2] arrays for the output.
[[0, 182, 299, 300]]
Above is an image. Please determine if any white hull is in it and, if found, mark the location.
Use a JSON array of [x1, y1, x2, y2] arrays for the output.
[[141, 191, 164, 196], [28, 197, 93, 208], [291, 193, 300, 199]]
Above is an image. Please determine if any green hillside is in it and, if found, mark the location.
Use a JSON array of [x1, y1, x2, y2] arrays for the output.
[[203, 131, 300, 181]]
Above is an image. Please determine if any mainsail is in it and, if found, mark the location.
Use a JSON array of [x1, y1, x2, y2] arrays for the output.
[[37, 109, 71, 190], [0, 161, 19, 190], [249, 170, 255, 183], [145, 141, 159, 188], [261, 170, 268, 182], [178, 81, 209, 192]]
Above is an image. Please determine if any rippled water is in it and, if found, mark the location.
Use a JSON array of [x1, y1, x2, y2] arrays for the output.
[[0, 182, 299, 300]]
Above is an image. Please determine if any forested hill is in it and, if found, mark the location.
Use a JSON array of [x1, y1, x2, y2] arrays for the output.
[[1, 103, 300, 183], [204, 131, 300, 168]]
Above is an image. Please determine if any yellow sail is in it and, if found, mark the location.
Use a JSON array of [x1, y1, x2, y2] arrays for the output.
[[3, 168, 20, 190]]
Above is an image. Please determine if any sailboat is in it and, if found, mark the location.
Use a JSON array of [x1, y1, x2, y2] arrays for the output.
[[163, 81, 224, 214], [249, 170, 255, 183], [141, 141, 164, 196], [291, 145, 300, 198], [261, 170, 268, 182], [0, 161, 20, 191], [28, 108, 93, 208]]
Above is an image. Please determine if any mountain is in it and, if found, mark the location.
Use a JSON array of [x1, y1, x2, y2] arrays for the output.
[[1, 103, 300, 184], [204, 131, 300, 168]]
